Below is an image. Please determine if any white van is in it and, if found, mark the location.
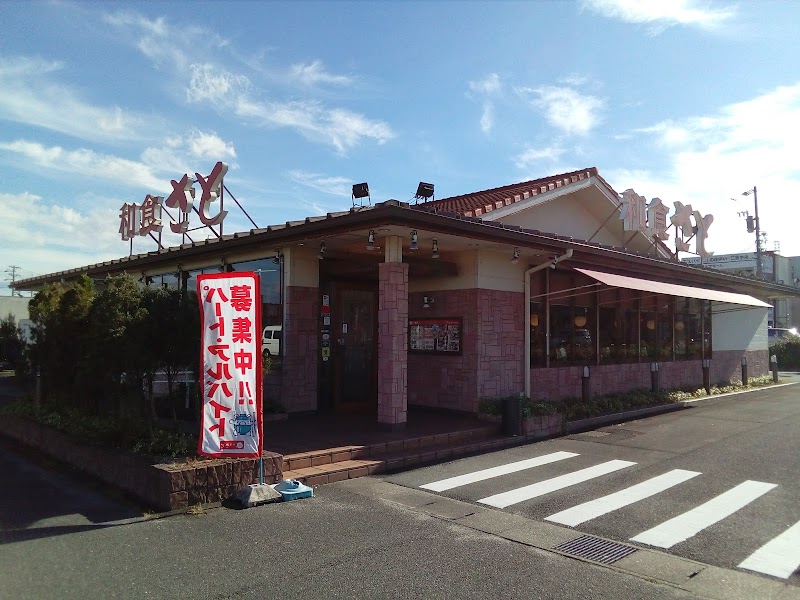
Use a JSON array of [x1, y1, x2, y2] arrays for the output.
[[262, 325, 282, 357]]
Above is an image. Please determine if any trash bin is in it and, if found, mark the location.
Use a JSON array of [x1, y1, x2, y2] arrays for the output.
[[503, 396, 522, 436]]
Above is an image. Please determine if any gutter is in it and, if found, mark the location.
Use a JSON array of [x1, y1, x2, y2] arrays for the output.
[[524, 249, 574, 399]]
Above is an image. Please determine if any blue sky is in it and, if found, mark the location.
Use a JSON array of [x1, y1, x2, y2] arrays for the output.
[[1, 0, 799, 294]]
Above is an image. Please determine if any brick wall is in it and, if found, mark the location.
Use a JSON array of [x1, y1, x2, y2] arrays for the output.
[[476, 289, 525, 404], [711, 349, 769, 384], [408, 288, 525, 412], [1, 416, 282, 511], [530, 349, 770, 402], [281, 286, 318, 412], [408, 289, 479, 412]]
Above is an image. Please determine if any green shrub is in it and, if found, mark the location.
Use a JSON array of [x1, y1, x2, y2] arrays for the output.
[[478, 397, 503, 416], [478, 374, 779, 423], [0, 399, 195, 459], [772, 338, 800, 370]]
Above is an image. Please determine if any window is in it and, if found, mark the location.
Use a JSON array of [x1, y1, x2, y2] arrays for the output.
[[529, 269, 713, 368], [530, 301, 545, 367], [599, 288, 633, 363], [229, 257, 283, 328], [640, 294, 658, 360], [547, 271, 596, 366]]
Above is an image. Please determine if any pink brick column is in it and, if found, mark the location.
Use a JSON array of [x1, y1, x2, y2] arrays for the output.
[[280, 286, 318, 412], [378, 262, 408, 429]]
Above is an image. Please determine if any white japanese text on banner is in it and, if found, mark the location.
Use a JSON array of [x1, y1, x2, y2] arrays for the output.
[[197, 272, 262, 458]]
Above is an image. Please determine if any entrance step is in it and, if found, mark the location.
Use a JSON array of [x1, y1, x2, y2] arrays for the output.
[[281, 426, 515, 487]]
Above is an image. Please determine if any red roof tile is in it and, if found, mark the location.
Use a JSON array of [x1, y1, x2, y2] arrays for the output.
[[421, 167, 606, 217]]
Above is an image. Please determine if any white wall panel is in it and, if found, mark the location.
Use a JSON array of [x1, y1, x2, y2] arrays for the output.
[[500, 197, 619, 247], [712, 304, 768, 351]]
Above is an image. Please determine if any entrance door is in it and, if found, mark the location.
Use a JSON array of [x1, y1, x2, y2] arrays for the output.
[[332, 283, 377, 412]]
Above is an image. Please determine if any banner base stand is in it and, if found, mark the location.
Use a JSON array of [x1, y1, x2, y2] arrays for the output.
[[235, 483, 282, 508]]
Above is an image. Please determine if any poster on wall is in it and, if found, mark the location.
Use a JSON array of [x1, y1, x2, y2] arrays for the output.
[[409, 318, 462, 355], [197, 272, 263, 458]]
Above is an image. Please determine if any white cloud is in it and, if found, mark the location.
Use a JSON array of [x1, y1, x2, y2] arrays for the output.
[[611, 83, 800, 256], [108, 11, 391, 154], [515, 146, 567, 169], [105, 12, 228, 71], [518, 85, 604, 135], [187, 129, 237, 160], [0, 55, 155, 143], [480, 102, 494, 135], [581, 0, 736, 33], [188, 64, 393, 153], [0, 140, 166, 190], [288, 170, 352, 197], [468, 74, 502, 135], [469, 73, 501, 95], [0, 191, 128, 280], [289, 60, 352, 86], [186, 63, 251, 104]]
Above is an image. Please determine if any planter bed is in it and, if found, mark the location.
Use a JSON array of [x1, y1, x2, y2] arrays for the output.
[[2, 415, 283, 511], [566, 402, 685, 434]]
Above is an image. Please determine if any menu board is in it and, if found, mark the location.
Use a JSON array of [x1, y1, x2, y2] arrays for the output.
[[409, 318, 462, 354]]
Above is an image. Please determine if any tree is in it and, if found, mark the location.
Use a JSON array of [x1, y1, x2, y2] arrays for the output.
[[0, 313, 26, 373], [87, 274, 146, 418], [27, 276, 94, 404], [139, 286, 199, 424]]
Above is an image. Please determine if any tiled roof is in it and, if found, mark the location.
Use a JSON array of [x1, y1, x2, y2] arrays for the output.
[[420, 167, 605, 217]]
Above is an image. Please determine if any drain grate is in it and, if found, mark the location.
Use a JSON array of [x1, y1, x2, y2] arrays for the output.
[[553, 535, 638, 565]]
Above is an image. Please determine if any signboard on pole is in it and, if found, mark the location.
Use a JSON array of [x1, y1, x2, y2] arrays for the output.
[[197, 272, 262, 458]]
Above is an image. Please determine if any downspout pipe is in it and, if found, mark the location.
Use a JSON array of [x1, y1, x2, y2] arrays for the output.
[[524, 249, 574, 399]]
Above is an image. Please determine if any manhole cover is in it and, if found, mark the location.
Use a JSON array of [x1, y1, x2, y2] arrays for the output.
[[553, 535, 638, 565]]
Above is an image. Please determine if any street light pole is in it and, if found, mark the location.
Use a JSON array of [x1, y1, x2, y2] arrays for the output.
[[743, 186, 762, 279]]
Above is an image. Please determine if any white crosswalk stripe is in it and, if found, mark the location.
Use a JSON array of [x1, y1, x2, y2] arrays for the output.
[[419, 451, 579, 492], [630, 480, 777, 548], [415, 453, 794, 578], [477, 459, 636, 509], [738, 519, 800, 579], [545, 469, 702, 527]]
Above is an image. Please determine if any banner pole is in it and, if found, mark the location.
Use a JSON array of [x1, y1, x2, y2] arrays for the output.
[[259, 456, 264, 485]]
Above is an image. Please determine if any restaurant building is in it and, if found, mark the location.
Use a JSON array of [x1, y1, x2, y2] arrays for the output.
[[15, 167, 800, 430]]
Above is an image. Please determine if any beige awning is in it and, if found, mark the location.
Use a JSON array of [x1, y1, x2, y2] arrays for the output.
[[575, 268, 771, 308]]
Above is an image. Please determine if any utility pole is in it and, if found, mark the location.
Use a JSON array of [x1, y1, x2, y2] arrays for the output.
[[740, 187, 762, 279], [4, 265, 21, 296]]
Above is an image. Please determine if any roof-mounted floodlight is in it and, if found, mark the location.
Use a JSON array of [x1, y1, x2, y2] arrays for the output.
[[352, 182, 371, 206], [414, 182, 435, 203]]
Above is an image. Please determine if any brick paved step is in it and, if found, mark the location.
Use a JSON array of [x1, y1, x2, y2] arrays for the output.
[[282, 430, 520, 488], [281, 425, 500, 473]]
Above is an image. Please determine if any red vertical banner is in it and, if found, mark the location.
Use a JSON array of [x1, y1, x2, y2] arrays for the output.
[[197, 272, 262, 458]]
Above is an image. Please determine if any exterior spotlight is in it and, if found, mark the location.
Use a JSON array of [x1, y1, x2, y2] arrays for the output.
[[423, 295, 435, 309], [414, 182, 435, 202], [352, 182, 370, 206], [511, 247, 520, 264], [366, 230, 375, 251], [317, 241, 326, 260], [432, 238, 439, 259], [410, 230, 419, 251]]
